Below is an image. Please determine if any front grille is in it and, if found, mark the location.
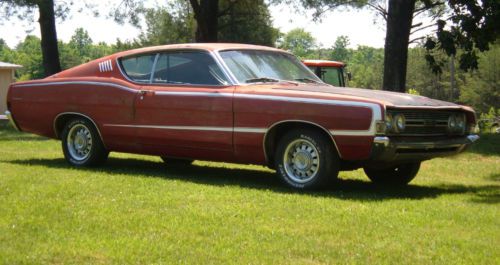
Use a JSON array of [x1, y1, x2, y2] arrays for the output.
[[387, 109, 465, 136]]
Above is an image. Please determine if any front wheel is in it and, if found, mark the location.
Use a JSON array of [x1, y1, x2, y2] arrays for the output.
[[274, 129, 339, 189], [364, 162, 421, 186], [62, 118, 108, 167]]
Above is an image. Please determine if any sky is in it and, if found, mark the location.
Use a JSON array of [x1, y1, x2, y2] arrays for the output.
[[0, 1, 390, 49]]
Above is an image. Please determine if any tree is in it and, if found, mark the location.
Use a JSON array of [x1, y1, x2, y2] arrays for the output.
[[0, 0, 63, 76], [382, 0, 416, 92], [137, 3, 195, 46], [69, 28, 93, 61], [279, 28, 316, 58], [330, 35, 351, 62], [459, 42, 500, 114], [271, 0, 368, 17], [188, 0, 279, 44], [218, 0, 279, 46], [348, 45, 384, 89], [189, 0, 219, 42], [424, 1, 500, 74], [13, 35, 44, 80], [365, 0, 498, 92], [131, 0, 278, 46]]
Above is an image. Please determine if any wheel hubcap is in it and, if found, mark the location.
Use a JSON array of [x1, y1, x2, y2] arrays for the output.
[[283, 139, 320, 183], [67, 124, 92, 161]]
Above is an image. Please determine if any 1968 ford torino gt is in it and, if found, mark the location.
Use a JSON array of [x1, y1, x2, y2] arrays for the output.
[[5, 43, 479, 189]]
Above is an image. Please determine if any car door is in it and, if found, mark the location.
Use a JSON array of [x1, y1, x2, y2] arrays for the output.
[[131, 51, 235, 160]]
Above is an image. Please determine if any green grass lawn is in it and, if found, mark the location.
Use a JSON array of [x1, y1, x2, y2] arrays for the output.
[[1, 121, 499, 264]]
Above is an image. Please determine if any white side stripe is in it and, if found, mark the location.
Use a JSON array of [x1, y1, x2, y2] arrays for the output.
[[16, 80, 383, 136], [103, 124, 373, 136], [103, 124, 266, 133], [16, 81, 137, 93], [155, 91, 233, 97], [329, 130, 375, 136]]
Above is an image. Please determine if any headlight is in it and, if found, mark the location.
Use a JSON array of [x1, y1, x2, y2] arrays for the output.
[[393, 114, 406, 132], [448, 113, 466, 133], [456, 115, 465, 131], [385, 114, 393, 131], [448, 115, 457, 130]]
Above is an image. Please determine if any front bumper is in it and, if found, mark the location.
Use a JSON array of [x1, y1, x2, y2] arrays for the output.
[[5, 110, 21, 131], [370, 135, 479, 162]]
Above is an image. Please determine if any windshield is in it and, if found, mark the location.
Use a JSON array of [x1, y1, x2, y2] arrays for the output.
[[219, 50, 322, 84]]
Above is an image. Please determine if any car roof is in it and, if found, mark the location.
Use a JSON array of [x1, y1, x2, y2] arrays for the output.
[[114, 43, 290, 58], [303, 59, 345, 67]]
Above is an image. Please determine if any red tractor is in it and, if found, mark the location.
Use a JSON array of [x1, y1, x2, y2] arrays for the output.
[[303, 59, 350, 87]]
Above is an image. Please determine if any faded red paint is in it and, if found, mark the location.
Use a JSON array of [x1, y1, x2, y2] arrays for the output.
[[6, 43, 477, 166]]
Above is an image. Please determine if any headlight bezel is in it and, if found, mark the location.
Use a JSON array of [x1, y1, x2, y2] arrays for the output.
[[385, 113, 393, 132], [448, 113, 466, 134], [393, 114, 406, 133]]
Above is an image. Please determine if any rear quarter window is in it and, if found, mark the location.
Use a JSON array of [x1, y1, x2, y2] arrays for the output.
[[120, 54, 156, 82]]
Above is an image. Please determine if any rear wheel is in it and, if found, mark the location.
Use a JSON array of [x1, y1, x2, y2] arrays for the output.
[[62, 118, 108, 167], [160, 157, 194, 166], [274, 129, 339, 189], [364, 162, 421, 186]]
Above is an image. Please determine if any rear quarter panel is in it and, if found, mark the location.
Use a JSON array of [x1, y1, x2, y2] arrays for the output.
[[8, 77, 138, 148]]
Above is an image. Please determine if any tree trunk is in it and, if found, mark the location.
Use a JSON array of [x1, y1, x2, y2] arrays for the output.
[[37, 0, 61, 77], [382, 0, 416, 92], [449, 54, 458, 101], [189, 0, 219, 42]]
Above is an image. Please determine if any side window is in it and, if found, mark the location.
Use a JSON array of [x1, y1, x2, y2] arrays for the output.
[[152, 52, 228, 85], [322, 67, 342, 87], [120, 54, 156, 83]]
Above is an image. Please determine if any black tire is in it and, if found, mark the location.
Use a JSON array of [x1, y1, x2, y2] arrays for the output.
[[160, 157, 194, 166], [61, 118, 108, 167], [364, 162, 421, 186], [274, 129, 339, 189]]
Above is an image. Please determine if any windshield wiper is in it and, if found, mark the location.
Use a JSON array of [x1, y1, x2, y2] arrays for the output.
[[245, 77, 280, 83], [294, 78, 321, 84], [245, 77, 299, 85]]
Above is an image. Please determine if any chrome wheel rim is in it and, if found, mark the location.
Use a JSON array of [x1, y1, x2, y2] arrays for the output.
[[67, 124, 92, 161], [283, 139, 320, 183]]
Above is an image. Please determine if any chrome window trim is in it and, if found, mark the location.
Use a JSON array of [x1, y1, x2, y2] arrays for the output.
[[116, 49, 235, 87], [149, 53, 160, 83], [117, 52, 157, 85], [215, 49, 322, 85], [212, 50, 239, 85]]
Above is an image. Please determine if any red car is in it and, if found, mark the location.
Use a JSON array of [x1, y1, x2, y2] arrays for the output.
[[5, 43, 479, 189]]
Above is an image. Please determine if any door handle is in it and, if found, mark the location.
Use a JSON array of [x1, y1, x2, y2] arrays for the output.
[[139, 90, 154, 100], [140, 90, 155, 95]]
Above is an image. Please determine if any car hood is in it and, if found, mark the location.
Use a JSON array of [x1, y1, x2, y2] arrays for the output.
[[277, 84, 461, 108]]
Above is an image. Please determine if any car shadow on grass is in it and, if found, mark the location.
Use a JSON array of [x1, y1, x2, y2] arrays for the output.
[[6, 157, 500, 203], [0, 123, 51, 141], [467, 133, 500, 156]]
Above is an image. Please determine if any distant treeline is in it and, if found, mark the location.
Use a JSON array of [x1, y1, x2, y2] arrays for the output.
[[0, 27, 498, 118]]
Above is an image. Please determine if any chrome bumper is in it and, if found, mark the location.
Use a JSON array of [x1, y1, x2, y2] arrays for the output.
[[370, 135, 479, 162], [5, 110, 21, 131]]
